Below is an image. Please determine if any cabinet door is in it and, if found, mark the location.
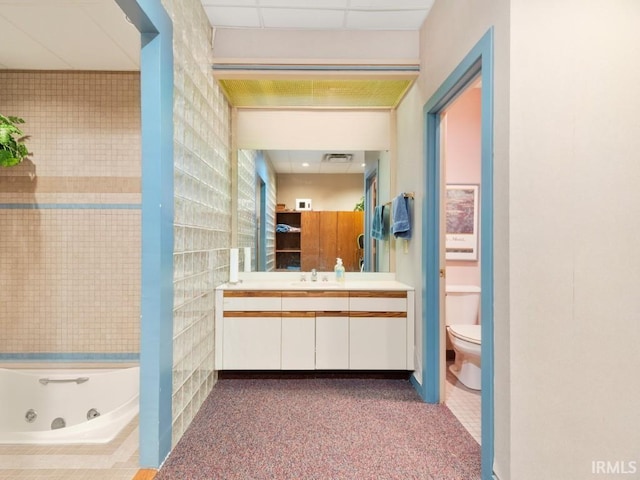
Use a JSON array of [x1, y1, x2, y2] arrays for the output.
[[222, 314, 281, 369], [318, 211, 338, 271], [281, 313, 315, 370], [337, 211, 364, 272], [349, 316, 407, 370], [315, 314, 349, 369], [301, 211, 320, 271]]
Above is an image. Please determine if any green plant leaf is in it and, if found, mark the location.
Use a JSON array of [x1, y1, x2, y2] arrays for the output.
[[0, 114, 30, 167]]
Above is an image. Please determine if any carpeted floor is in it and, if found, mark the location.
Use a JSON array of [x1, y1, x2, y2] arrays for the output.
[[156, 377, 481, 480]]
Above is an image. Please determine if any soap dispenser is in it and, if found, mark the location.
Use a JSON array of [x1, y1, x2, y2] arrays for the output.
[[334, 258, 345, 283]]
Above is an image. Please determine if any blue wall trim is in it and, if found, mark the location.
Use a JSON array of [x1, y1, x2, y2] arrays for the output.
[[0, 353, 139, 361], [116, 0, 174, 469], [0, 203, 141, 210], [422, 28, 495, 480]]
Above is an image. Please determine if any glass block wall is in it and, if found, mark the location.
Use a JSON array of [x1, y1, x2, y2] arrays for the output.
[[264, 157, 277, 272], [162, 0, 232, 445], [237, 149, 257, 269], [238, 149, 277, 271]]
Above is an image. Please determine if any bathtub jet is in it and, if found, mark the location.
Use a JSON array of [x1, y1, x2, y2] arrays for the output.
[[0, 366, 139, 445]]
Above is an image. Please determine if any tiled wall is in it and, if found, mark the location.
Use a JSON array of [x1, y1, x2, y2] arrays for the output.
[[0, 71, 141, 359], [162, 0, 231, 445]]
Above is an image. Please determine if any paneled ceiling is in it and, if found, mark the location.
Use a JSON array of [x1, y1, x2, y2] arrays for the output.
[[0, 0, 139, 70], [267, 150, 365, 174], [200, 0, 434, 30]]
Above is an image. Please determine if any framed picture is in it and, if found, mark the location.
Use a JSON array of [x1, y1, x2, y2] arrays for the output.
[[445, 185, 479, 261], [295, 198, 312, 211]]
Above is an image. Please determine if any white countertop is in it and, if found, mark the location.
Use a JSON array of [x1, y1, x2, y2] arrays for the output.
[[218, 272, 413, 291]]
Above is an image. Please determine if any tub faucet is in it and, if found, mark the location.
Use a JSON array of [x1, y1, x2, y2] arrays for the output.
[[311, 269, 318, 282]]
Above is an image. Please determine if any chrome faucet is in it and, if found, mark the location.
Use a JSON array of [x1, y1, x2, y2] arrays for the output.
[[311, 269, 318, 282]]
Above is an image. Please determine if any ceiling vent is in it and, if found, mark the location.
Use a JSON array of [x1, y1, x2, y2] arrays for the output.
[[322, 153, 353, 164]]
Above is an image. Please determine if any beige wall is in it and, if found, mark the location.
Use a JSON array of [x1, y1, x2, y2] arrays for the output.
[[396, 0, 511, 477], [236, 110, 392, 151], [0, 71, 141, 357], [276, 173, 363, 212], [508, 1, 640, 478]]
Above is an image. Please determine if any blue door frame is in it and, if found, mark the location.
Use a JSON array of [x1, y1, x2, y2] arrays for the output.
[[115, 0, 174, 468], [415, 28, 495, 479]]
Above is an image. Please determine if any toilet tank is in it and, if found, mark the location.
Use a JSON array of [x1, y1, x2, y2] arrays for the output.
[[445, 285, 480, 325]]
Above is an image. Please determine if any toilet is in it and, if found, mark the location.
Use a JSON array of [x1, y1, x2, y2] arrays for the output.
[[446, 285, 481, 390]]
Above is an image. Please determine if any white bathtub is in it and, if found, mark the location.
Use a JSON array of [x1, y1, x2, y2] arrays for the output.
[[0, 365, 139, 445]]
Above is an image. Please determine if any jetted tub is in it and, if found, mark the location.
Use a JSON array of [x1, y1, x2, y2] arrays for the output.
[[0, 365, 139, 444]]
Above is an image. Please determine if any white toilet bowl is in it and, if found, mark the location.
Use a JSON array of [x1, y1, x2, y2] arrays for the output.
[[447, 324, 481, 390]]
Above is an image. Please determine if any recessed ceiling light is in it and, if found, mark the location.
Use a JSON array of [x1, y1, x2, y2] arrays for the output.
[[302, 162, 310, 167], [361, 163, 366, 167]]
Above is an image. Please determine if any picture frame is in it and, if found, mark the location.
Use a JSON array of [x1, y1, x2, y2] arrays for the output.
[[445, 184, 479, 261], [295, 198, 312, 211]]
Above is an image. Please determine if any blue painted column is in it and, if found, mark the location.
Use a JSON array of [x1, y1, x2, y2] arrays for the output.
[[115, 0, 174, 468]]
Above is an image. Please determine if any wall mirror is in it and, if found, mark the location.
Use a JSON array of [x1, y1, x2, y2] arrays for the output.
[[238, 149, 392, 273]]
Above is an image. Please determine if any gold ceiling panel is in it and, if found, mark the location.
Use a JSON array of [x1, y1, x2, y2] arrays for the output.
[[218, 79, 413, 109]]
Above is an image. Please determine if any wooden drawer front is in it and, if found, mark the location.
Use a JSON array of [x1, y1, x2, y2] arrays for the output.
[[223, 296, 281, 311], [282, 296, 349, 312], [281, 290, 349, 298], [349, 296, 406, 313]]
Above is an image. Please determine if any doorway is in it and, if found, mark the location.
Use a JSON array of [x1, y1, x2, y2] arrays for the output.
[[422, 29, 494, 479], [441, 77, 482, 447]]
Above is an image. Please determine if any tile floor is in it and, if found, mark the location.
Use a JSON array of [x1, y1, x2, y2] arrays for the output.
[[444, 360, 482, 444], [0, 417, 139, 480]]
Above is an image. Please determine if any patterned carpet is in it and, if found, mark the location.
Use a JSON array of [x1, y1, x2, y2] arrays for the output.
[[156, 377, 480, 480]]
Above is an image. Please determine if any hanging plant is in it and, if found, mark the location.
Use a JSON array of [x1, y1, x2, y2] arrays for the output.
[[0, 114, 31, 167]]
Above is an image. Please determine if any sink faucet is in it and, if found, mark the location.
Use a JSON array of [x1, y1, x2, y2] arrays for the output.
[[311, 269, 318, 282]]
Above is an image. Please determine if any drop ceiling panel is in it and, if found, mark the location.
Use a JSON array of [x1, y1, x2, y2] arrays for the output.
[[0, 1, 139, 70], [267, 150, 364, 174], [349, 0, 432, 8], [259, 0, 348, 7], [203, 6, 261, 28], [0, 14, 72, 69], [261, 8, 345, 29], [347, 10, 429, 30]]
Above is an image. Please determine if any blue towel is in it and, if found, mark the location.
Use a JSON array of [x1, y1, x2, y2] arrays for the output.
[[391, 195, 411, 239], [371, 205, 385, 240]]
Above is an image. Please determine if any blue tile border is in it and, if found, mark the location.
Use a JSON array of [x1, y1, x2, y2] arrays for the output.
[[0, 352, 139, 361]]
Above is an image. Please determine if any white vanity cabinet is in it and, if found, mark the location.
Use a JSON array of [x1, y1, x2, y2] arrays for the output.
[[282, 291, 350, 370], [349, 292, 409, 370], [216, 284, 414, 371], [315, 313, 350, 369], [219, 291, 282, 370], [281, 312, 315, 370]]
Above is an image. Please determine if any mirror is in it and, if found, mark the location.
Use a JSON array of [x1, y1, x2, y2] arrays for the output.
[[237, 149, 392, 273]]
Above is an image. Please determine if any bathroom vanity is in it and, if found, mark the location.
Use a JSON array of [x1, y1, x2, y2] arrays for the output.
[[215, 274, 414, 371]]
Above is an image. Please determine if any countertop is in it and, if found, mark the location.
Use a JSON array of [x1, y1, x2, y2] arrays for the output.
[[218, 279, 413, 292]]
